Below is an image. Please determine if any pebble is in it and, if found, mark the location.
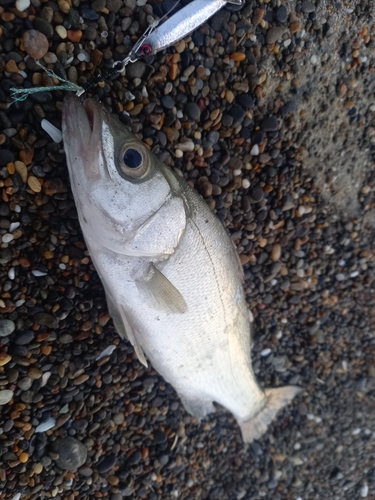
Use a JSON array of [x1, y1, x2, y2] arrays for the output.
[[249, 186, 264, 202], [97, 455, 117, 473], [0, 390, 14, 405], [185, 102, 201, 121], [266, 26, 286, 44], [276, 5, 288, 23], [41, 119, 62, 143], [261, 116, 279, 132], [15, 0, 30, 11], [51, 438, 88, 470], [126, 61, 146, 80], [0, 320, 15, 337], [301, 0, 315, 13]]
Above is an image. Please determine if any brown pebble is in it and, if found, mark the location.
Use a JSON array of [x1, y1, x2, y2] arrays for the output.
[[290, 21, 302, 34], [271, 244, 281, 262], [169, 63, 178, 81], [28, 367, 42, 379], [15, 161, 28, 182], [23, 30, 49, 59], [67, 29, 82, 42], [28, 176, 42, 193], [74, 374, 89, 385], [19, 149, 34, 165], [5, 60, 18, 73], [230, 52, 246, 62]]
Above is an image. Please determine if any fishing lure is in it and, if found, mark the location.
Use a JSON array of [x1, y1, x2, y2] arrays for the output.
[[113, 0, 242, 72]]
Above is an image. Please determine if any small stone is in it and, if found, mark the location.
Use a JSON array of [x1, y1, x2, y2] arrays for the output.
[[14, 161, 27, 183], [261, 116, 279, 132], [0, 390, 13, 405], [97, 455, 117, 474], [106, 0, 121, 12], [58, 0, 70, 13], [230, 52, 246, 62], [185, 102, 201, 121], [282, 193, 295, 211], [28, 367, 43, 379], [0, 319, 15, 337], [301, 0, 315, 13], [15, 0, 30, 11], [290, 21, 302, 34], [0, 354, 11, 366], [55, 25, 67, 39], [249, 187, 264, 202], [51, 437, 88, 470], [23, 30, 49, 60], [5, 60, 18, 73], [161, 95, 175, 110], [19, 452, 29, 463], [27, 176, 42, 193], [266, 27, 286, 44], [271, 244, 281, 262], [33, 463, 43, 474], [126, 61, 146, 80], [250, 144, 259, 156], [34, 313, 59, 328], [67, 29, 82, 42], [276, 5, 288, 23]]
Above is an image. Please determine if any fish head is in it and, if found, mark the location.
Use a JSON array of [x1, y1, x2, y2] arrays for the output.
[[62, 96, 183, 255]]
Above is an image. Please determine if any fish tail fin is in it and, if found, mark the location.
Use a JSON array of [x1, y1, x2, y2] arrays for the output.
[[238, 386, 301, 443]]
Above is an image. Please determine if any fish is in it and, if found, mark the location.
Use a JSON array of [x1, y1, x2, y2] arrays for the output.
[[113, 0, 243, 72], [62, 96, 301, 443]]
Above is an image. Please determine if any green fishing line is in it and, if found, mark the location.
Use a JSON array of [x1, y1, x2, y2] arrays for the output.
[[10, 60, 84, 103]]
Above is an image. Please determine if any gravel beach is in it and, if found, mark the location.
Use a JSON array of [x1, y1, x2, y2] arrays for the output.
[[1, 0, 375, 499]]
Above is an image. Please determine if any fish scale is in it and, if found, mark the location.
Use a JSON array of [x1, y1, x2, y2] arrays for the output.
[[62, 96, 301, 443]]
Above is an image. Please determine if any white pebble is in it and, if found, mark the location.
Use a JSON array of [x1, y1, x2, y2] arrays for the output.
[[242, 179, 250, 189], [41, 372, 51, 387], [175, 149, 183, 158], [0, 390, 14, 405], [12, 494, 21, 500], [137, 0, 147, 5], [15, 0, 30, 10], [369, 104, 375, 112], [59, 404, 70, 414], [261, 348, 271, 357], [35, 417, 56, 433], [77, 51, 90, 62], [9, 222, 20, 232], [352, 428, 361, 435], [176, 110, 184, 119], [15, 205, 21, 213], [175, 141, 194, 152], [96, 345, 117, 361], [2, 233, 14, 243], [271, 279, 278, 287], [15, 300, 25, 307], [8, 267, 15, 280], [338, 259, 346, 266], [32, 270, 48, 277], [233, 169, 242, 176], [335, 273, 346, 281], [284, 39, 292, 47], [360, 485, 369, 497], [310, 54, 319, 65], [141, 86, 148, 97], [66, 56, 74, 65], [41, 119, 62, 143], [59, 263, 66, 270], [350, 271, 359, 278], [250, 144, 259, 156], [294, 442, 301, 450]]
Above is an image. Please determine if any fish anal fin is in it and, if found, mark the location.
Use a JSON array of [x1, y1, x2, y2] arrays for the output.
[[136, 264, 187, 314], [179, 395, 215, 420], [104, 288, 129, 341], [237, 386, 301, 443]]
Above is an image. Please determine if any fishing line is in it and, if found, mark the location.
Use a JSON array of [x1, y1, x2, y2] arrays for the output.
[[10, 60, 84, 103]]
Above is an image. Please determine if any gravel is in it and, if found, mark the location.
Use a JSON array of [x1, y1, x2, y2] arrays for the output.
[[1, 0, 375, 499]]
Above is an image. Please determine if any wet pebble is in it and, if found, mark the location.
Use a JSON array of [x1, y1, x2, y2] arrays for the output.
[[51, 437, 88, 470]]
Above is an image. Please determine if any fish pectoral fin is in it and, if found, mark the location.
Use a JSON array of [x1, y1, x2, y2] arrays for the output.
[[237, 386, 302, 443], [136, 264, 188, 314], [104, 287, 129, 341], [106, 291, 148, 367], [179, 394, 215, 420]]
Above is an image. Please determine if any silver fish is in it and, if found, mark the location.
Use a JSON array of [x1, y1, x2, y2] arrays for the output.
[[62, 96, 301, 443], [113, 0, 242, 71]]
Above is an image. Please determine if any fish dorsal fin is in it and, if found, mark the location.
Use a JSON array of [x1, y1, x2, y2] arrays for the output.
[[136, 264, 187, 314], [123, 196, 186, 258]]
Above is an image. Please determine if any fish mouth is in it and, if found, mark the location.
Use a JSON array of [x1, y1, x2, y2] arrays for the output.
[[62, 95, 102, 154]]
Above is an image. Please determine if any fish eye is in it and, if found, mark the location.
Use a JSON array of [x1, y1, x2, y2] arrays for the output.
[[141, 44, 152, 56], [118, 143, 150, 180], [123, 148, 142, 169]]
